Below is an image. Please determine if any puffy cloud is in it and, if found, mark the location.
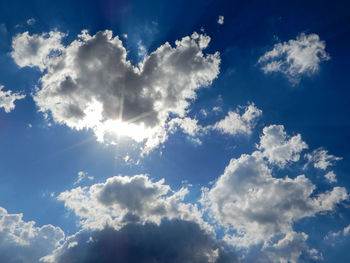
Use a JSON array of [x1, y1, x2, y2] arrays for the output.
[[264, 232, 322, 263], [213, 103, 262, 136], [0, 206, 64, 263], [44, 220, 238, 263], [201, 124, 348, 262], [324, 171, 337, 183], [11, 31, 65, 71], [217, 16, 224, 25], [203, 152, 347, 248], [168, 117, 204, 137], [258, 33, 330, 84], [12, 30, 220, 153], [304, 148, 342, 170], [57, 174, 209, 231], [257, 125, 308, 167], [0, 85, 26, 113]]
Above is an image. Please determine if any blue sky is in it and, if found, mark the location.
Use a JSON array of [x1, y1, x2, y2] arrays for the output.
[[0, 0, 350, 262]]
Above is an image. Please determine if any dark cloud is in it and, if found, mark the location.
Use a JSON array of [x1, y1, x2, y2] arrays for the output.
[[54, 220, 239, 263]]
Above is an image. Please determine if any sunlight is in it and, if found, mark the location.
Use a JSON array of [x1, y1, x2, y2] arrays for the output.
[[84, 100, 152, 143]]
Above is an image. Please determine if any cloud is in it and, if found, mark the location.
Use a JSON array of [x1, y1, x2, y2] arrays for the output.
[[11, 31, 65, 71], [73, 171, 93, 185], [0, 85, 26, 113], [304, 148, 342, 170], [213, 103, 262, 136], [26, 18, 36, 25], [257, 125, 308, 167], [324, 171, 337, 183], [325, 224, 350, 243], [201, 124, 348, 261], [57, 174, 209, 231], [11, 30, 220, 153], [44, 219, 238, 263], [0, 206, 65, 263], [258, 33, 330, 84], [217, 16, 224, 25]]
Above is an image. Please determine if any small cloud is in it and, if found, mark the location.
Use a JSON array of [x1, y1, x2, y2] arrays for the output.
[[217, 15, 224, 25], [304, 148, 342, 170], [73, 171, 92, 185], [258, 33, 330, 85], [324, 171, 337, 183], [212, 103, 262, 136], [0, 85, 26, 113], [26, 18, 36, 25]]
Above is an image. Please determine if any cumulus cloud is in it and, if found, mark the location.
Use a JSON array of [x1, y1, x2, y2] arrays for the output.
[[213, 103, 262, 136], [217, 15, 224, 25], [0, 85, 26, 113], [0, 206, 64, 263], [304, 148, 342, 170], [11, 31, 65, 71], [202, 152, 347, 248], [44, 220, 238, 263], [258, 33, 330, 84], [12, 30, 220, 153], [57, 174, 209, 231], [257, 125, 308, 167], [201, 124, 348, 261]]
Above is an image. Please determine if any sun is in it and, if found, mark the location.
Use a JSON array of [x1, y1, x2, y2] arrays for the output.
[[82, 100, 153, 144]]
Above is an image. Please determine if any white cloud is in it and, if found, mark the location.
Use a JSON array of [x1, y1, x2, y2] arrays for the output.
[[324, 171, 337, 183], [304, 148, 342, 170], [0, 206, 64, 263], [12, 30, 220, 153], [201, 123, 348, 261], [26, 18, 36, 25], [258, 33, 330, 84], [257, 125, 308, 167], [217, 15, 224, 25], [202, 150, 347, 261], [169, 117, 204, 137], [325, 224, 350, 243], [57, 174, 209, 232], [213, 103, 262, 136], [11, 31, 65, 71], [0, 85, 26, 113]]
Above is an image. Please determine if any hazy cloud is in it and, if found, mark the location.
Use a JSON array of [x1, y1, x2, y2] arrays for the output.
[[304, 148, 342, 170]]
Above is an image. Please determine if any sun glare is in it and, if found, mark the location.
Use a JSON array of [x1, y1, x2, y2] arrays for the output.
[[84, 100, 152, 143]]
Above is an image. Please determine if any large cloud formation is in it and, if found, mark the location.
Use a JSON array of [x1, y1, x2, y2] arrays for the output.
[[202, 125, 348, 262], [57, 174, 209, 231], [11, 30, 220, 153], [44, 220, 238, 263], [258, 33, 330, 84], [0, 206, 64, 263]]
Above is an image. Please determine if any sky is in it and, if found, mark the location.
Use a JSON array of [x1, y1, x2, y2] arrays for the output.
[[0, 0, 350, 262]]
